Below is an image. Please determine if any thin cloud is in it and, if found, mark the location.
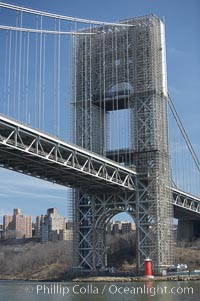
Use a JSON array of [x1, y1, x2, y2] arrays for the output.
[[168, 47, 184, 55], [0, 184, 68, 200], [11, 190, 67, 200], [0, 193, 9, 198], [0, 168, 69, 191]]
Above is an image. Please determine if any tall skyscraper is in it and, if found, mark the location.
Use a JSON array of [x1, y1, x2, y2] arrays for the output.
[[39, 208, 67, 243], [3, 215, 13, 231], [3, 209, 32, 239], [35, 215, 44, 237]]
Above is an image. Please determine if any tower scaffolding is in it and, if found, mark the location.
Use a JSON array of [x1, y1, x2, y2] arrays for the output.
[[71, 14, 174, 273]]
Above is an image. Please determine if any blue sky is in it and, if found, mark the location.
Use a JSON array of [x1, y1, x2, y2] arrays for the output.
[[0, 0, 199, 223]]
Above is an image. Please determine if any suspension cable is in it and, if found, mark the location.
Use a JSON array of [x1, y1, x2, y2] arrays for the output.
[[168, 93, 200, 172], [0, 2, 133, 27], [0, 25, 95, 35]]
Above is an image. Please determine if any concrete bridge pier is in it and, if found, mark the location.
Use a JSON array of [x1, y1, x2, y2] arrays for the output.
[[177, 220, 200, 242]]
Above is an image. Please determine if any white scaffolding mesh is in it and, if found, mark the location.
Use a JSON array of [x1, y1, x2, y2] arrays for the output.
[[72, 14, 174, 272]]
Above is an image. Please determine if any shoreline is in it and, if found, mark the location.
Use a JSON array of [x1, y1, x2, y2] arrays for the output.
[[72, 275, 200, 282], [0, 275, 200, 282]]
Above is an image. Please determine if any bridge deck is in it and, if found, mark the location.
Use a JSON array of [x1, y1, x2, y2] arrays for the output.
[[173, 188, 200, 219], [0, 115, 137, 193]]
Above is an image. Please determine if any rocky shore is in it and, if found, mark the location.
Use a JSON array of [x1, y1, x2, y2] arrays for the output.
[[1, 274, 200, 282], [73, 275, 200, 282]]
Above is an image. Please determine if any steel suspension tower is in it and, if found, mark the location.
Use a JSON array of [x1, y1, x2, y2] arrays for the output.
[[72, 14, 174, 273]]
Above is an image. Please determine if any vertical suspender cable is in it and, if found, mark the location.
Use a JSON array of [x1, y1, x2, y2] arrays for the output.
[[69, 21, 72, 141], [42, 33, 46, 131], [79, 26, 83, 146], [126, 27, 131, 165], [7, 30, 12, 116], [98, 32, 102, 149], [39, 16, 43, 129], [89, 24, 92, 151], [3, 30, 8, 114], [57, 18, 61, 137], [175, 113, 179, 187], [83, 34, 86, 147], [122, 30, 125, 161], [25, 32, 30, 124], [84, 33, 87, 148], [34, 16, 38, 127], [123, 30, 126, 156], [71, 23, 73, 142], [81, 34, 84, 146], [103, 26, 106, 156], [22, 31, 26, 122], [13, 12, 18, 118], [114, 28, 119, 161], [73, 22, 77, 144], [169, 107, 176, 187], [111, 29, 114, 154], [53, 18, 57, 135], [17, 11, 23, 120]]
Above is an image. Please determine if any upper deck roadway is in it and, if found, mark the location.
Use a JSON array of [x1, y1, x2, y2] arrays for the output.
[[0, 115, 137, 193], [173, 188, 200, 219], [0, 114, 199, 217]]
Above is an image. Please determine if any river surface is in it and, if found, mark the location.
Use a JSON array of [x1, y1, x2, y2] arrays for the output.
[[0, 280, 199, 301]]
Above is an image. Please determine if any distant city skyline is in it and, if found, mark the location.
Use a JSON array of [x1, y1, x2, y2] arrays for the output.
[[0, 204, 135, 225], [1, 207, 135, 241]]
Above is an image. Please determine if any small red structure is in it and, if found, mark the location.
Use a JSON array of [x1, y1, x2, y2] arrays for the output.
[[144, 258, 154, 278]]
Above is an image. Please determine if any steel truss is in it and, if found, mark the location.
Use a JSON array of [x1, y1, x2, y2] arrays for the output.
[[72, 190, 137, 270], [173, 188, 200, 216], [71, 182, 200, 271], [0, 115, 137, 192]]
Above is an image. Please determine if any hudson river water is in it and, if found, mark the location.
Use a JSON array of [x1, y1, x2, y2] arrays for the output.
[[0, 280, 199, 301]]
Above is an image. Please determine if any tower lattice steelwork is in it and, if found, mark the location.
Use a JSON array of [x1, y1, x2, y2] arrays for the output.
[[71, 14, 174, 273]]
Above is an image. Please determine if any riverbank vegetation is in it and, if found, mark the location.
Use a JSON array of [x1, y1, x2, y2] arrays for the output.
[[0, 241, 72, 280], [0, 236, 200, 280]]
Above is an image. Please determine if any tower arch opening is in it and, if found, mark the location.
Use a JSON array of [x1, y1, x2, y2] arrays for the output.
[[94, 208, 137, 271], [105, 212, 136, 270]]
